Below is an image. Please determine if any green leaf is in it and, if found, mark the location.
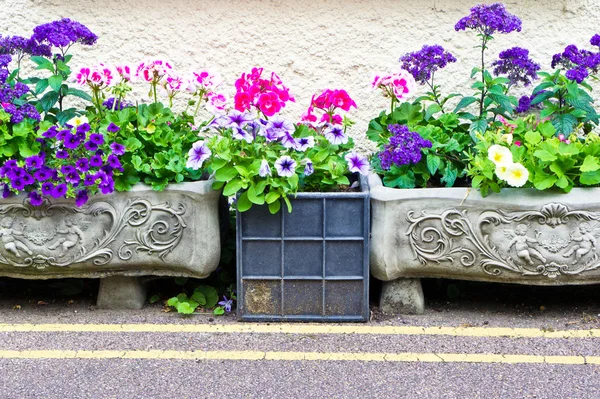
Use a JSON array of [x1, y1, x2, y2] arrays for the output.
[[524, 130, 542, 145], [48, 75, 63, 92], [533, 150, 557, 162], [237, 191, 252, 212], [35, 79, 49, 95], [441, 165, 458, 187], [214, 307, 226, 315], [223, 178, 244, 196], [67, 88, 92, 102], [39, 91, 59, 112], [580, 170, 600, 185], [533, 174, 557, 190], [247, 184, 265, 205], [453, 96, 478, 113], [425, 103, 442, 120], [426, 154, 441, 175], [469, 118, 488, 138], [471, 175, 485, 188], [176, 302, 196, 314], [167, 297, 179, 307], [558, 142, 579, 156], [30, 56, 54, 72], [391, 102, 423, 127], [148, 295, 161, 304], [194, 285, 219, 308], [552, 114, 578, 136], [581, 155, 600, 172], [268, 200, 281, 214], [383, 170, 415, 188], [190, 291, 207, 306], [215, 166, 238, 182], [265, 191, 281, 204]]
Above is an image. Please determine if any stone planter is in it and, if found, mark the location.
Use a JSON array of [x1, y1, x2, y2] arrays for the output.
[[370, 173, 600, 314], [237, 176, 370, 322], [0, 180, 221, 308]]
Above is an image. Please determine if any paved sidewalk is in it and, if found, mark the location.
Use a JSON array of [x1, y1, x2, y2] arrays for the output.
[[1, 279, 600, 398]]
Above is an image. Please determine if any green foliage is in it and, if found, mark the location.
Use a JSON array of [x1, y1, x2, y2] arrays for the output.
[[167, 285, 220, 315], [467, 116, 600, 195], [97, 104, 206, 191], [0, 111, 42, 162], [368, 102, 471, 189], [206, 122, 354, 214]]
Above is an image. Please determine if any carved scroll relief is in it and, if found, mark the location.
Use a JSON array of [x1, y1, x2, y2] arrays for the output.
[[0, 198, 186, 269], [407, 203, 600, 278]]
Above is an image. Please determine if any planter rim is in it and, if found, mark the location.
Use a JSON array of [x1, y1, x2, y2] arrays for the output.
[[368, 172, 600, 203], [129, 178, 216, 195], [287, 174, 370, 199]]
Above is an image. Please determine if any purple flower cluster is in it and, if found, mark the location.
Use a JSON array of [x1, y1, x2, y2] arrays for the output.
[[399, 45, 457, 85], [31, 18, 97, 50], [103, 97, 133, 111], [515, 95, 532, 113], [378, 124, 432, 171], [0, 35, 51, 59], [0, 61, 40, 123], [455, 3, 522, 36], [0, 123, 124, 207], [492, 47, 540, 87], [551, 40, 600, 83]]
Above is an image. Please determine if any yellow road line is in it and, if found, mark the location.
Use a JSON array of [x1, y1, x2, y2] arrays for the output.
[[0, 349, 596, 364], [0, 323, 598, 339]]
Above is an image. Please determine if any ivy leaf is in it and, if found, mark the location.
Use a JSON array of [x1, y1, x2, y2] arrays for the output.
[[580, 155, 600, 172]]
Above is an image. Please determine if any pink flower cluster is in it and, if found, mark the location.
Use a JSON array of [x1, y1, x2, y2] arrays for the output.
[[234, 68, 294, 117], [301, 89, 356, 125], [74, 60, 227, 114], [372, 70, 416, 101]]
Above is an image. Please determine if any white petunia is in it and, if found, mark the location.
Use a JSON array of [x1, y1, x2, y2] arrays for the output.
[[505, 163, 529, 187], [487, 144, 513, 166]]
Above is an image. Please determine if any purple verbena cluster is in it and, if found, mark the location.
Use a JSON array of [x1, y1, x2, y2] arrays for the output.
[[455, 3, 522, 36], [515, 95, 532, 113], [378, 124, 432, 171], [0, 123, 124, 207], [399, 45, 457, 85], [492, 47, 540, 87], [0, 35, 51, 59], [0, 55, 39, 123], [31, 18, 97, 50], [551, 38, 600, 83]]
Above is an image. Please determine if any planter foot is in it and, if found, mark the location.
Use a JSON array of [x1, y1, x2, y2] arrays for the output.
[[97, 276, 147, 309], [380, 278, 424, 315]]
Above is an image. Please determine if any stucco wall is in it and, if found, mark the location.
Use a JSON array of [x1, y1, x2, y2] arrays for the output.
[[5, 0, 600, 151]]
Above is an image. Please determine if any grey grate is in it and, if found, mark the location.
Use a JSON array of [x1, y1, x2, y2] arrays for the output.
[[236, 175, 370, 322]]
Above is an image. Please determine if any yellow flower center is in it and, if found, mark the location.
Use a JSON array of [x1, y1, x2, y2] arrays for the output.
[[512, 170, 522, 179], [494, 153, 503, 162]]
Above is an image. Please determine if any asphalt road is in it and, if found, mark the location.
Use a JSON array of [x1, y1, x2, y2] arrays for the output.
[[1, 280, 600, 398]]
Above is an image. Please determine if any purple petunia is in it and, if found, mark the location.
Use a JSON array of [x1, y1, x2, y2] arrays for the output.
[[33, 169, 53, 181], [84, 140, 99, 152], [274, 156, 296, 178], [259, 159, 271, 177], [378, 124, 432, 171], [89, 155, 103, 167], [110, 142, 125, 156], [51, 183, 68, 198], [63, 133, 82, 150], [186, 141, 211, 170], [107, 154, 122, 170], [324, 125, 348, 145], [41, 182, 54, 195], [399, 44, 457, 85], [455, 3, 522, 36], [75, 190, 88, 207], [344, 152, 370, 175], [28, 191, 43, 206], [25, 155, 43, 170], [89, 133, 104, 146], [83, 174, 96, 186], [107, 123, 120, 133], [295, 136, 315, 152], [304, 159, 314, 176], [77, 123, 91, 135], [56, 150, 69, 159], [56, 129, 70, 141], [492, 47, 540, 87], [10, 177, 26, 191], [75, 158, 90, 172], [42, 126, 58, 138]]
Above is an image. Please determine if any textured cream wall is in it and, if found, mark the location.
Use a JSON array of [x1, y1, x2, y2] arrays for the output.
[[5, 0, 600, 151]]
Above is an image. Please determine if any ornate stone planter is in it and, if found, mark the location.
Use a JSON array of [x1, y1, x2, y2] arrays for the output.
[[0, 180, 221, 308], [369, 173, 600, 314], [237, 176, 370, 322]]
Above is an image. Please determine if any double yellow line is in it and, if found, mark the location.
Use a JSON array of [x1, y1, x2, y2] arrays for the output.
[[0, 323, 598, 365]]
